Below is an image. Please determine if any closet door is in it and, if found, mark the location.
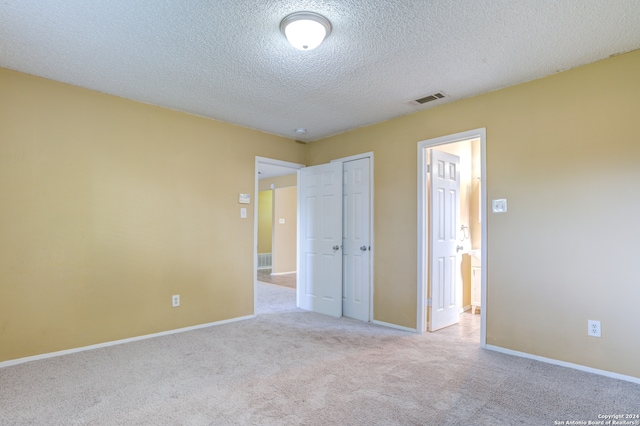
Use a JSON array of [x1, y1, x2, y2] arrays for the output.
[[297, 162, 343, 318], [342, 158, 371, 322]]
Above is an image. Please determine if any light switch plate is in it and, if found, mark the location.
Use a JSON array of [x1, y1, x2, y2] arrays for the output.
[[492, 199, 507, 213], [279, 218, 285, 224], [240, 207, 247, 218]]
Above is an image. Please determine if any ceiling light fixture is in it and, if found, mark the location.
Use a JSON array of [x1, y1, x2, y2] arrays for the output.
[[280, 11, 332, 50]]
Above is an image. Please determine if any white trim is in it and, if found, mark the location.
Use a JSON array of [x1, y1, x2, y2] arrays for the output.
[[417, 129, 487, 348], [330, 152, 373, 164], [486, 344, 640, 385], [270, 270, 296, 276], [417, 144, 427, 334], [254, 157, 305, 316], [372, 320, 416, 333], [255, 157, 305, 170], [296, 172, 301, 309], [0, 315, 255, 369], [332, 152, 375, 323], [480, 133, 487, 347]]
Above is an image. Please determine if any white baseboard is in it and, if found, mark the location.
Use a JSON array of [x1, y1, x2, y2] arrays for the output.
[[270, 271, 296, 276], [460, 305, 471, 313], [486, 344, 640, 385], [0, 314, 255, 369], [372, 319, 417, 333]]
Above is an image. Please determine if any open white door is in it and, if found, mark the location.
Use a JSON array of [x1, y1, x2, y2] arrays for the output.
[[342, 158, 371, 321], [429, 149, 461, 331], [297, 162, 343, 318]]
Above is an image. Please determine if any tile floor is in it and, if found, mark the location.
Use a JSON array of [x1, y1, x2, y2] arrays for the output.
[[439, 311, 481, 342]]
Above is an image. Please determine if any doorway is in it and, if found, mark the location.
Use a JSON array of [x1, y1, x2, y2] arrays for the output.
[[417, 129, 487, 346], [254, 157, 304, 313], [254, 154, 374, 322]]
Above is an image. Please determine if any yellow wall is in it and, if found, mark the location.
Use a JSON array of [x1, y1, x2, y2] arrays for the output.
[[257, 190, 273, 254], [0, 68, 305, 362], [272, 186, 297, 274], [257, 174, 297, 257], [470, 141, 482, 248], [307, 50, 640, 378], [3, 49, 640, 379], [258, 173, 297, 191]]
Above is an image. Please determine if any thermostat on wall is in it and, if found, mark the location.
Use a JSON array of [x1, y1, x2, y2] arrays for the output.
[[239, 193, 250, 204]]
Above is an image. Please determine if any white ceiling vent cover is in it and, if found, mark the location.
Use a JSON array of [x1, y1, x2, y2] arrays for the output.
[[410, 92, 446, 106]]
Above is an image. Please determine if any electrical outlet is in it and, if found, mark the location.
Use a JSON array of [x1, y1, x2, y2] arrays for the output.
[[588, 320, 601, 337], [492, 199, 507, 213], [172, 295, 180, 308]]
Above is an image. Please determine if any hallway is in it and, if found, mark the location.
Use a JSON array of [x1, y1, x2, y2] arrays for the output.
[[256, 269, 296, 289]]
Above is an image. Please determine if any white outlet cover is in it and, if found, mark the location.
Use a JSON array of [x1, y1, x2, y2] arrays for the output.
[[492, 199, 507, 213], [587, 320, 601, 337], [279, 218, 285, 224]]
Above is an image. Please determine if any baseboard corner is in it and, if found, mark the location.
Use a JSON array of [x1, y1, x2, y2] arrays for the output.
[[372, 319, 417, 333]]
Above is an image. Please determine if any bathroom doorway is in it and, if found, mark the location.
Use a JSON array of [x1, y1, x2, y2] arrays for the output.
[[417, 129, 487, 346]]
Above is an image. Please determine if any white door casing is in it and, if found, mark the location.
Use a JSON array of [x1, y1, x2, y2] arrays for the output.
[[417, 128, 486, 342], [342, 158, 371, 321], [429, 149, 461, 331], [297, 162, 343, 318], [254, 157, 304, 316]]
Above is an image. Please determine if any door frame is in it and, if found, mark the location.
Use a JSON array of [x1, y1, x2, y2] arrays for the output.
[[254, 153, 374, 322], [254, 156, 305, 316], [417, 129, 487, 346], [331, 152, 374, 322]]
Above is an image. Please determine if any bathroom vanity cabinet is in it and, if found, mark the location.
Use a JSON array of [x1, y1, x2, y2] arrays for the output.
[[470, 251, 481, 314]]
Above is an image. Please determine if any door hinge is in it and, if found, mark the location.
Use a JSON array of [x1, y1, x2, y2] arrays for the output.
[[426, 298, 432, 307], [426, 164, 431, 173]]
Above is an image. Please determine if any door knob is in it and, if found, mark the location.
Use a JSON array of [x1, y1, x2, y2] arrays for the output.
[[333, 245, 340, 251], [360, 246, 368, 251], [456, 245, 464, 252]]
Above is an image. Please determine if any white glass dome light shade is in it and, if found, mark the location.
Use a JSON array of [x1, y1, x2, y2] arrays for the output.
[[285, 19, 325, 50], [280, 12, 332, 51]]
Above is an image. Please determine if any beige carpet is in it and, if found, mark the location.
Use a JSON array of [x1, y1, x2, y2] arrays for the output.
[[1, 282, 639, 425], [257, 269, 296, 289]]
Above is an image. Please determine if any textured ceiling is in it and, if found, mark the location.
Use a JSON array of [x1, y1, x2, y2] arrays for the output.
[[2, 1, 640, 142]]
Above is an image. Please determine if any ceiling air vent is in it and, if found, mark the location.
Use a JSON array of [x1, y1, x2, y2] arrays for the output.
[[413, 92, 446, 105]]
